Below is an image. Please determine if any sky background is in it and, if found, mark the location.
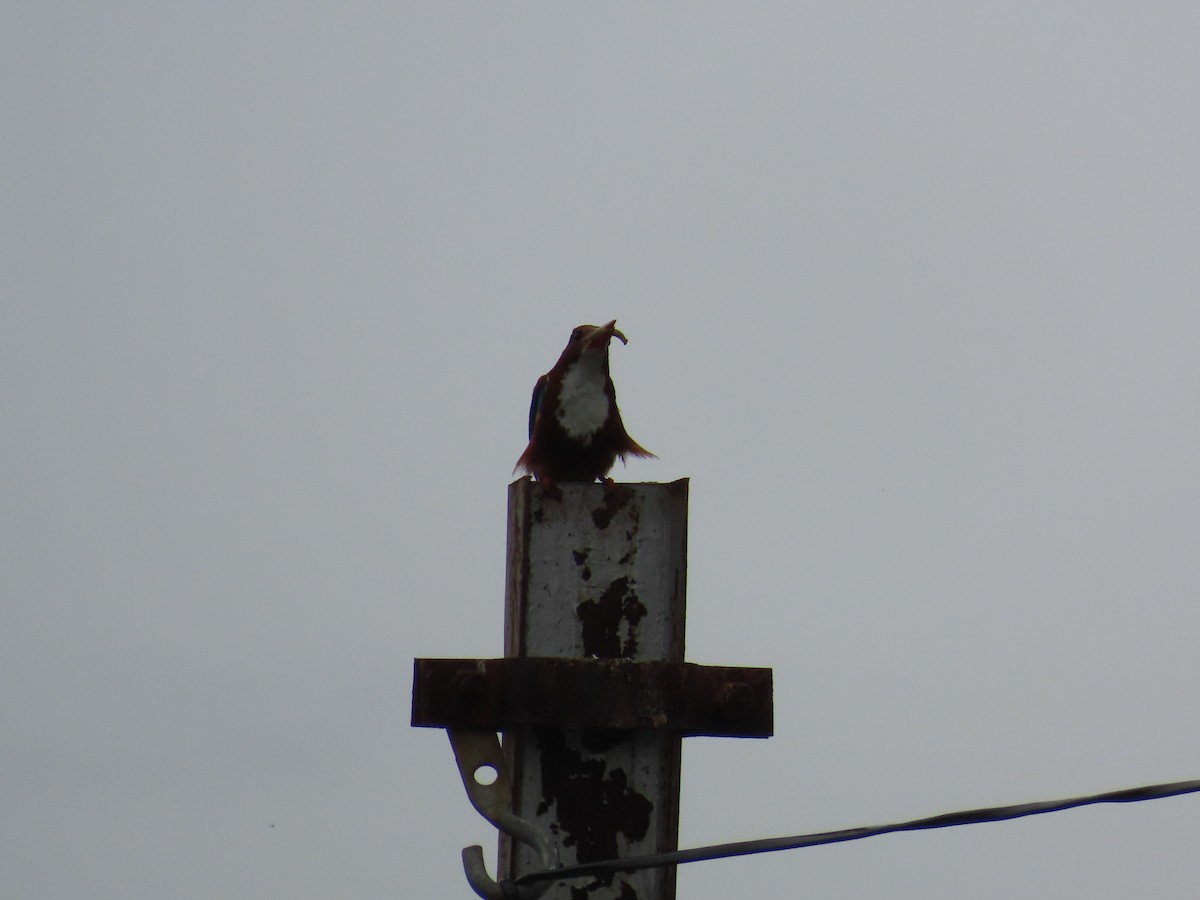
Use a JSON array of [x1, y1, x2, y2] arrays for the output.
[[4, 3, 1199, 898]]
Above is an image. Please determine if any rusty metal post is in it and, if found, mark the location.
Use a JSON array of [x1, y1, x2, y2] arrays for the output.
[[502, 478, 689, 900]]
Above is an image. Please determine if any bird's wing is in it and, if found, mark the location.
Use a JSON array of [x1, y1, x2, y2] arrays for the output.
[[528, 374, 548, 439]]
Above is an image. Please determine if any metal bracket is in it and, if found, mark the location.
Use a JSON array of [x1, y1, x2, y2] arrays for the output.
[[448, 728, 561, 900], [414, 658, 774, 737], [420, 657, 772, 896]]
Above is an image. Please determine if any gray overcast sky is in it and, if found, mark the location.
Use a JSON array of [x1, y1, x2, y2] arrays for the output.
[[3, 3, 1199, 898]]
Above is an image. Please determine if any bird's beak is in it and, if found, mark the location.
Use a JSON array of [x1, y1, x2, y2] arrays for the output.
[[587, 319, 628, 348]]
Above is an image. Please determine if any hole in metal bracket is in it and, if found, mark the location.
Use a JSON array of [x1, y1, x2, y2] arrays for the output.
[[473, 764, 499, 786]]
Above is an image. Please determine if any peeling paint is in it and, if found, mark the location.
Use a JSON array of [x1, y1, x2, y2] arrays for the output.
[[572, 549, 593, 581], [577, 576, 646, 658], [591, 484, 634, 529], [535, 727, 653, 895]]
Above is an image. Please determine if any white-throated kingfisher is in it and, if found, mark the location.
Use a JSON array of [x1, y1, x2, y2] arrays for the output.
[[515, 320, 655, 484]]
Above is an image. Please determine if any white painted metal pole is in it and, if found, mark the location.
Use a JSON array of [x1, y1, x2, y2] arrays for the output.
[[501, 478, 689, 900]]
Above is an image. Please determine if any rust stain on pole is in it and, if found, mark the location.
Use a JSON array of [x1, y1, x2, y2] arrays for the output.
[[578, 577, 646, 659], [534, 726, 653, 864]]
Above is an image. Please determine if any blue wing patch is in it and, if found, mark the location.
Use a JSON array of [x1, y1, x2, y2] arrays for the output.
[[528, 374, 548, 439]]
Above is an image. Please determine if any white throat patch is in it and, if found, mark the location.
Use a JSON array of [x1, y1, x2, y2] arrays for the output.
[[555, 354, 610, 443]]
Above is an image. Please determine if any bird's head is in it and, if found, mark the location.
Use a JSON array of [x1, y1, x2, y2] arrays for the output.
[[558, 320, 627, 365]]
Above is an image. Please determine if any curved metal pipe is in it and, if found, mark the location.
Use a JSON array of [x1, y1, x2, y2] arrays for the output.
[[449, 728, 561, 900]]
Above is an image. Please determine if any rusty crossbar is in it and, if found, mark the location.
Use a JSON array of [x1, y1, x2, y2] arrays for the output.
[[411, 657, 773, 737]]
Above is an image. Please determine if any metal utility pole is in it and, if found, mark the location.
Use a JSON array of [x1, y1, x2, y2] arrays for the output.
[[413, 479, 772, 900], [503, 478, 687, 900]]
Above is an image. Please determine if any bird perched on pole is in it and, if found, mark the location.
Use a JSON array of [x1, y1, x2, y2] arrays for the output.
[[515, 320, 655, 485]]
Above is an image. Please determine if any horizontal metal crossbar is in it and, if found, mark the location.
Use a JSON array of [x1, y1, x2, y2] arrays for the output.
[[411, 657, 773, 737]]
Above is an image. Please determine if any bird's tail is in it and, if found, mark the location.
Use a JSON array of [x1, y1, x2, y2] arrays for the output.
[[618, 439, 657, 462]]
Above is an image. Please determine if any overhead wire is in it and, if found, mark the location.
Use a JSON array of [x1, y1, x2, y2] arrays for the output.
[[513, 777, 1200, 887]]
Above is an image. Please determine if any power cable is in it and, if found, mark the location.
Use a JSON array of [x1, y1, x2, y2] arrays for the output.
[[513, 777, 1200, 887]]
